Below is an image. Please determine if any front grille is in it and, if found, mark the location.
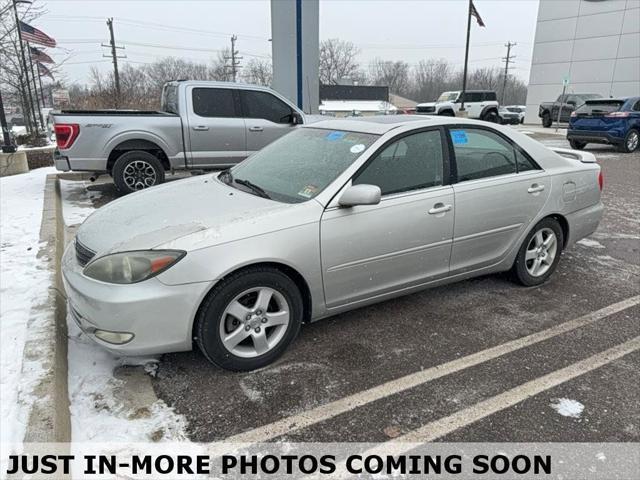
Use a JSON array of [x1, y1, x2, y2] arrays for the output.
[[416, 106, 436, 114], [75, 239, 96, 267]]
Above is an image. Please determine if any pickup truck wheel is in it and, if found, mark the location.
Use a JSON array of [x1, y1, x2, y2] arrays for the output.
[[541, 112, 552, 128], [112, 151, 165, 194], [618, 129, 639, 153]]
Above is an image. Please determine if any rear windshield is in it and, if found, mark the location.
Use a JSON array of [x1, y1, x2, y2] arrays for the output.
[[161, 84, 179, 114], [576, 100, 624, 115]]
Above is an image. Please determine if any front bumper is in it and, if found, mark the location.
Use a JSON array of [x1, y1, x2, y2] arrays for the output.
[[500, 117, 520, 125], [566, 130, 624, 145], [62, 241, 212, 355]]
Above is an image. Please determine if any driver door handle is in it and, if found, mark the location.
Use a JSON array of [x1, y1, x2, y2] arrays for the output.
[[249, 126, 264, 132], [193, 125, 209, 131], [527, 184, 545, 194], [428, 203, 452, 215]]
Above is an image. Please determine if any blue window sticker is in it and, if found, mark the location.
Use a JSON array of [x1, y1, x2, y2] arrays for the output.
[[326, 131, 346, 141], [450, 130, 468, 145]]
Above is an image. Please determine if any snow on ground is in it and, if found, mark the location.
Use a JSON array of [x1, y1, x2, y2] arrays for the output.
[[550, 398, 585, 418], [577, 238, 606, 249], [0, 167, 56, 471], [61, 179, 188, 445], [59, 178, 102, 226]]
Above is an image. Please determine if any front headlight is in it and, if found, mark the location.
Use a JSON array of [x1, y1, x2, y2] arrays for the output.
[[83, 250, 185, 284]]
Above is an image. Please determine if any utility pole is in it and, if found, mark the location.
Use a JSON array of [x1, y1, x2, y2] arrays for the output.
[[224, 35, 242, 82], [102, 18, 125, 107], [12, 0, 39, 135], [501, 41, 517, 105]]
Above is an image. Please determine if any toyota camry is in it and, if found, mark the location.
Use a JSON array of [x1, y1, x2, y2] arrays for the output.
[[62, 116, 603, 370]]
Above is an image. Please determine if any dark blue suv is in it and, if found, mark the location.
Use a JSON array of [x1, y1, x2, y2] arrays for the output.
[[567, 97, 640, 153]]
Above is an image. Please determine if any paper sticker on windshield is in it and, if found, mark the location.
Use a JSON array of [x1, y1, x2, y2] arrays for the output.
[[450, 130, 468, 145], [326, 131, 346, 141], [350, 144, 365, 154], [298, 185, 318, 198]]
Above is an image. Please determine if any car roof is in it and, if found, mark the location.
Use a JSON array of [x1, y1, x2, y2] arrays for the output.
[[304, 115, 488, 135]]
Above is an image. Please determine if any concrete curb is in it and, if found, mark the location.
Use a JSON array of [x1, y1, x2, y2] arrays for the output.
[[22, 174, 71, 443]]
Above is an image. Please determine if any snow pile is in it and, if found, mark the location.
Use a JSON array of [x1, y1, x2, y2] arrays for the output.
[[550, 398, 585, 418], [59, 179, 101, 226], [0, 167, 57, 469]]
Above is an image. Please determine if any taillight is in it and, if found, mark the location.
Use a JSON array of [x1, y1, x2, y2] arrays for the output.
[[605, 111, 630, 118], [598, 171, 604, 191], [570, 111, 577, 117], [54, 124, 80, 149]]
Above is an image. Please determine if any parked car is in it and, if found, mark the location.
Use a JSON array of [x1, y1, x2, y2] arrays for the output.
[[63, 116, 603, 371], [416, 90, 500, 123], [498, 106, 521, 125], [538, 93, 602, 127], [52, 81, 317, 194], [567, 97, 640, 153], [505, 105, 526, 124]]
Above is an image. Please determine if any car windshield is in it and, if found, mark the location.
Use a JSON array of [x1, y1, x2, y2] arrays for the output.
[[225, 127, 379, 203], [437, 92, 459, 102]]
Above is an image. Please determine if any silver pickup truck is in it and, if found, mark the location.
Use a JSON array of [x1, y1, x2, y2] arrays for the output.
[[52, 80, 311, 193]]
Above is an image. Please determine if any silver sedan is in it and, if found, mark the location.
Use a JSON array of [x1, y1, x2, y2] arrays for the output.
[[62, 116, 603, 370]]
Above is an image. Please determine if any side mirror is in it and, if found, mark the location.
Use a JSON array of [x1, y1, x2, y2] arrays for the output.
[[338, 184, 381, 207], [291, 111, 303, 125]]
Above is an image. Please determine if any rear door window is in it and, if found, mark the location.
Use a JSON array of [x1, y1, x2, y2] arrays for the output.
[[192, 88, 238, 118], [449, 128, 540, 182], [483, 92, 497, 101]]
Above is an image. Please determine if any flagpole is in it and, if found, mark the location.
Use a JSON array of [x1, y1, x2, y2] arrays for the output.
[[27, 42, 45, 128], [460, 0, 473, 114], [12, 0, 39, 135]]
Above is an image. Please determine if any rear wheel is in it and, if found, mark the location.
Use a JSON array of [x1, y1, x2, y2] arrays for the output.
[[569, 139, 586, 150], [618, 129, 639, 153], [112, 150, 165, 194], [512, 218, 564, 287], [195, 267, 303, 371], [542, 111, 552, 128]]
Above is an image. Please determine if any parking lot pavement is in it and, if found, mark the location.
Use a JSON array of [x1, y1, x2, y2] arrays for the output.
[[79, 135, 639, 443]]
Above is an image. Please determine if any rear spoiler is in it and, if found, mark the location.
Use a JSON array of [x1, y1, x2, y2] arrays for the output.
[[550, 147, 597, 163]]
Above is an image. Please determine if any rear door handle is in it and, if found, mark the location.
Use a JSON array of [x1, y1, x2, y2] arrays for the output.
[[193, 125, 209, 131], [249, 126, 264, 132], [428, 203, 452, 215], [527, 184, 545, 194]]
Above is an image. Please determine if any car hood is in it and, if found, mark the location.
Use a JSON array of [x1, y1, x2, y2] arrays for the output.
[[76, 175, 311, 256], [416, 102, 437, 107]]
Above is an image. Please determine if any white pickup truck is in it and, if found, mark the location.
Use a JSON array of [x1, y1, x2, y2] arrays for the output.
[[415, 90, 500, 123], [52, 81, 315, 193]]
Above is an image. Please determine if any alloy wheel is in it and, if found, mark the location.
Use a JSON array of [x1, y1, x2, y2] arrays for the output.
[[525, 227, 558, 277], [219, 287, 290, 358], [627, 131, 639, 152], [123, 160, 157, 190]]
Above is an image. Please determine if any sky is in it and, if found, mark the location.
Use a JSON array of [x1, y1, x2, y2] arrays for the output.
[[28, 0, 540, 89]]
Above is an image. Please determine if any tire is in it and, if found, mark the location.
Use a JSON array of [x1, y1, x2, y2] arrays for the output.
[[512, 217, 564, 287], [112, 150, 165, 194], [569, 139, 586, 150], [520, 117, 524, 124], [541, 111, 552, 128], [195, 266, 303, 371], [618, 129, 639, 153], [482, 110, 499, 123], [439, 110, 455, 117]]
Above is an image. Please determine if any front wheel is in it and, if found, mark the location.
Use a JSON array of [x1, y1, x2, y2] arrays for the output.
[[541, 112, 552, 128], [112, 151, 165, 194], [195, 267, 303, 371], [512, 218, 564, 287], [482, 110, 499, 123], [618, 129, 639, 153], [569, 139, 586, 150]]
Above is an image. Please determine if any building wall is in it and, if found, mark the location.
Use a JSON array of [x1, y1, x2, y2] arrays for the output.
[[525, 0, 640, 123]]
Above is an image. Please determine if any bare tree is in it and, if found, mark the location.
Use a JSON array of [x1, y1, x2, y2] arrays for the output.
[[319, 38, 362, 85], [242, 57, 272, 86], [368, 58, 411, 95]]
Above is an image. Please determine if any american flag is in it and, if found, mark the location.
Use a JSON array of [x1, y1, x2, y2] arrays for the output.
[[470, 0, 486, 27], [30, 46, 54, 64], [38, 62, 55, 80], [19, 21, 57, 48]]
